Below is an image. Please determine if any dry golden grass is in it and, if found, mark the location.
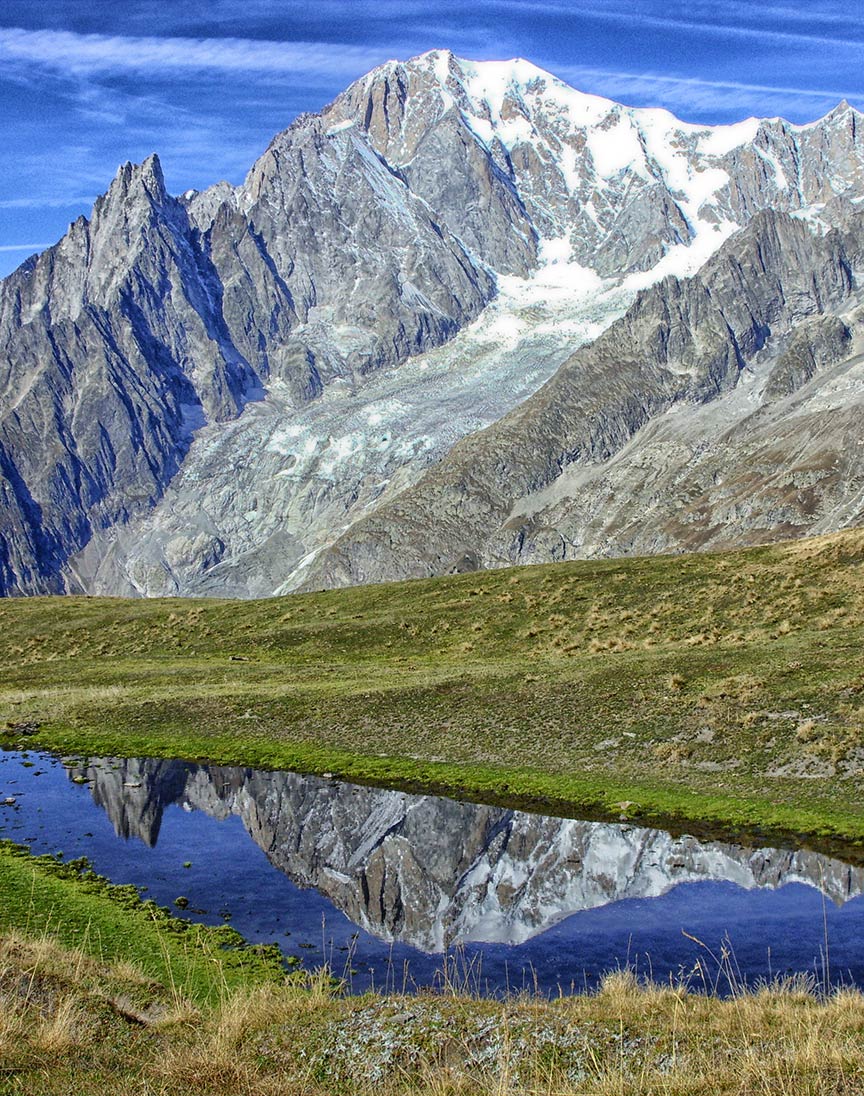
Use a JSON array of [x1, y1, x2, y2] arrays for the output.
[[4, 932, 864, 1095], [154, 971, 864, 1096]]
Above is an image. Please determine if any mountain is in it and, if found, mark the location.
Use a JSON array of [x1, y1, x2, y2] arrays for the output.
[[76, 757, 864, 952], [3, 51, 864, 595], [307, 204, 864, 586]]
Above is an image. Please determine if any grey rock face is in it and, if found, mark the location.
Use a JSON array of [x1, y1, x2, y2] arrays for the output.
[[0, 156, 256, 594], [307, 208, 863, 587], [76, 757, 864, 952], [5, 51, 864, 595], [328, 56, 539, 276], [0, 75, 496, 595]]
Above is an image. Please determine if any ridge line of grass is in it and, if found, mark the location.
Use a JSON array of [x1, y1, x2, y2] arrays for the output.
[[8, 729, 864, 860]]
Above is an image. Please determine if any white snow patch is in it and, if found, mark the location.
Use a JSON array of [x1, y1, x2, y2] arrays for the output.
[[623, 218, 739, 291], [482, 311, 525, 345], [698, 116, 761, 156], [586, 112, 649, 180], [790, 203, 829, 232], [539, 236, 572, 264], [755, 146, 789, 189]]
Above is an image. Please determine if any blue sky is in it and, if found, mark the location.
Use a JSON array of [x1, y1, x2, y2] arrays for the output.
[[1, 0, 862, 277]]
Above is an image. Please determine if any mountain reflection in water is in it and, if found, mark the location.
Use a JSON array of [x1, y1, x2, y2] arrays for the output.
[[74, 756, 864, 954]]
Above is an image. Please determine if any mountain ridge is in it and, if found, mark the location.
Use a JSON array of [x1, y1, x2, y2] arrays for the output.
[[3, 50, 864, 596]]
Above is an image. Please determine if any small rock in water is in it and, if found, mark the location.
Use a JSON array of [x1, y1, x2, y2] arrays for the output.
[[174, 896, 190, 909], [2, 797, 15, 806]]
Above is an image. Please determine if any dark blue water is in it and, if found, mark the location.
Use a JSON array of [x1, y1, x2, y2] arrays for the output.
[[2, 748, 863, 995]]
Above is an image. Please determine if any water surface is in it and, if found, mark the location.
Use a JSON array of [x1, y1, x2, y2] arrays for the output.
[[2, 748, 863, 995]]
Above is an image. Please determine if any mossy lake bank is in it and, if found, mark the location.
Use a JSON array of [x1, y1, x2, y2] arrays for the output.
[[0, 840, 286, 1004]]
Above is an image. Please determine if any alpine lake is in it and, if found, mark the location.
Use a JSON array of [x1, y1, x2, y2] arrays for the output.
[[3, 747, 864, 996]]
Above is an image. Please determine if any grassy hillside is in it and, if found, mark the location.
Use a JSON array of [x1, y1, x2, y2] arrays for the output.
[[3, 529, 864, 845]]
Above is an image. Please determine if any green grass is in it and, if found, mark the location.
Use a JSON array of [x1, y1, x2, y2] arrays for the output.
[[0, 842, 285, 1006], [3, 528, 864, 848]]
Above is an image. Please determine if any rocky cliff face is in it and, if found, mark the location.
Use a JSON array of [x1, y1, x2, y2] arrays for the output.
[[0, 62, 499, 595], [75, 757, 864, 952], [4, 51, 864, 595], [306, 205, 864, 586], [0, 156, 256, 593]]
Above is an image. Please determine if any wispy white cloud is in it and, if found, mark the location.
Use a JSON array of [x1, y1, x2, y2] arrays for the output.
[[551, 64, 856, 122], [490, 0, 863, 49], [0, 196, 95, 209], [0, 26, 387, 79], [0, 243, 51, 251]]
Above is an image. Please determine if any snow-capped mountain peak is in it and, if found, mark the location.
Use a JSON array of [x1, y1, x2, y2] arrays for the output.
[[321, 50, 864, 286], [5, 51, 864, 599]]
